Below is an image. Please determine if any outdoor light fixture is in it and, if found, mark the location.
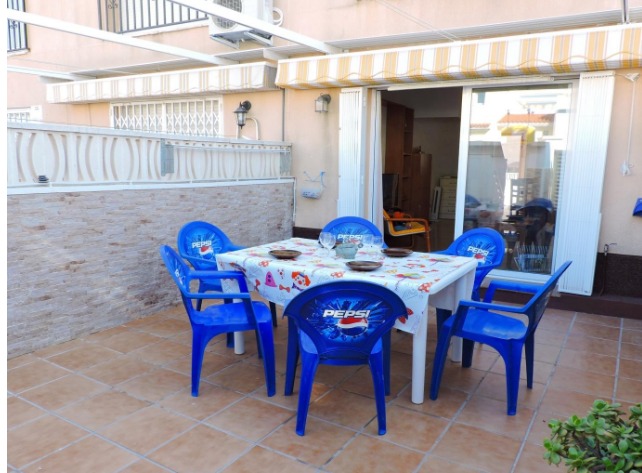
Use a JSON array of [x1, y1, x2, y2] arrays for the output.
[[315, 94, 331, 113], [234, 100, 252, 128]]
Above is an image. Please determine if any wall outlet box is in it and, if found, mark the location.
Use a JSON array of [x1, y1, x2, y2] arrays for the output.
[[301, 188, 322, 199]]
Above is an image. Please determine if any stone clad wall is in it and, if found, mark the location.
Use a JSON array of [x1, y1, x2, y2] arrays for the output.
[[7, 183, 294, 358]]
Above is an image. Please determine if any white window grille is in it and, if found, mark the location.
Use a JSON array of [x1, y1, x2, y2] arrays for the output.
[[111, 98, 221, 137], [7, 108, 32, 122]]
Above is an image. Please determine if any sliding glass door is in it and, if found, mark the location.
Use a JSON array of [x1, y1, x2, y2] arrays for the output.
[[462, 84, 573, 275]]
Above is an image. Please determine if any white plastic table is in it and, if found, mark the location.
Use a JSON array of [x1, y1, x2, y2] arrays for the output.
[[217, 238, 476, 404]]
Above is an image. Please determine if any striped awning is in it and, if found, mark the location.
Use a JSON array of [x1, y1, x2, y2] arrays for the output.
[[47, 62, 278, 104], [275, 24, 642, 89]]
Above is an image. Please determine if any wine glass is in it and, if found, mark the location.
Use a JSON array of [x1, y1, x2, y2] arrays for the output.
[[371, 235, 384, 261], [359, 234, 374, 260], [319, 232, 336, 257]]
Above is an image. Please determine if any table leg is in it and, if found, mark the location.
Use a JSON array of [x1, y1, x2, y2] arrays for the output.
[[234, 332, 245, 355], [411, 310, 428, 404]]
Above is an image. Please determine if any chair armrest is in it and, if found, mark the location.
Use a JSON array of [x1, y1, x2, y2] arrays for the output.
[[185, 269, 251, 298], [483, 280, 541, 303], [458, 298, 527, 314], [384, 215, 430, 226]]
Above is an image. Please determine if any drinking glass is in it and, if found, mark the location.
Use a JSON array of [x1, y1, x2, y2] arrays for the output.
[[359, 234, 374, 260], [371, 235, 384, 261], [319, 232, 336, 257]]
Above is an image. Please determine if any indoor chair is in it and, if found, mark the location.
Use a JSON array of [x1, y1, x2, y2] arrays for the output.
[[321, 216, 385, 247], [429, 260, 572, 415], [159, 245, 276, 397], [177, 220, 278, 328], [434, 228, 506, 367], [283, 280, 407, 435], [383, 209, 431, 251]]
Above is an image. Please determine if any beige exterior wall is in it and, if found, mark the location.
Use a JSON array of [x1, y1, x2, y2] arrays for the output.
[[7, 183, 294, 358], [601, 69, 642, 256]]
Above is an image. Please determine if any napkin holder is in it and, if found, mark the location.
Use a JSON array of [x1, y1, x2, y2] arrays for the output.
[[335, 243, 358, 259]]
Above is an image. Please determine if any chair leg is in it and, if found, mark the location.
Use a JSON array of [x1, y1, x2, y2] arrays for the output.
[[382, 331, 391, 396], [256, 321, 276, 397], [462, 339, 475, 368], [435, 309, 451, 334], [226, 332, 234, 348], [284, 320, 299, 396], [429, 324, 456, 401], [424, 231, 431, 252], [502, 342, 524, 415], [369, 351, 388, 435], [191, 328, 209, 397], [295, 350, 320, 436], [269, 302, 278, 327], [524, 334, 535, 389]]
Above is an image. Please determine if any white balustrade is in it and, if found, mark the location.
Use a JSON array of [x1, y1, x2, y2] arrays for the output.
[[7, 123, 292, 192]]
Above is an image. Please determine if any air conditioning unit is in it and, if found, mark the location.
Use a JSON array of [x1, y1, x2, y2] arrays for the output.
[[209, 0, 273, 49]]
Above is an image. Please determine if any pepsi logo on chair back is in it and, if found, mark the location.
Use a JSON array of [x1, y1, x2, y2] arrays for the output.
[[467, 245, 489, 262]]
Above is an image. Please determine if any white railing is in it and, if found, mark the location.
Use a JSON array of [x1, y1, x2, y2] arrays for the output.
[[7, 122, 292, 193]]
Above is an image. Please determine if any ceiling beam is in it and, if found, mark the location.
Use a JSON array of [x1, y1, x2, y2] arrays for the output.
[[167, 0, 342, 55], [7, 66, 96, 81], [6, 10, 237, 66]]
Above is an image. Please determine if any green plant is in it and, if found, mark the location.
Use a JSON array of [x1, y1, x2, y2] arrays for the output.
[[544, 400, 642, 473]]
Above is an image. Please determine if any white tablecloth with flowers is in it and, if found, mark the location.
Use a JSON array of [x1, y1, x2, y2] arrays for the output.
[[216, 238, 476, 403]]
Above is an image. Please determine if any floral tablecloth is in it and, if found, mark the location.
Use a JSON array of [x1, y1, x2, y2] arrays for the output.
[[216, 238, 476, 334]]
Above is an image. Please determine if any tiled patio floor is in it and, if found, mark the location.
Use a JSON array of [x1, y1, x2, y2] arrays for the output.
[[8, 303, 642, 473]]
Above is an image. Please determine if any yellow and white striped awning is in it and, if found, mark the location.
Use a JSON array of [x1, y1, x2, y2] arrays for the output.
[[275, 24, 642, 89], [47, 62, 278, 104]]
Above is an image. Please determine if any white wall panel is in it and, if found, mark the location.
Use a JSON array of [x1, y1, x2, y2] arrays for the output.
[[555, 72, 615, 295], [338, 88, 365, 216]]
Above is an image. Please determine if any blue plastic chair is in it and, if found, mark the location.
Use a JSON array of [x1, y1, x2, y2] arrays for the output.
[[159, 245, 276, 398], [177, 221, 278, 328], [283, 281, 407, 435], [321, 216, 387, 248], [435, 228, 506, 366], [430, 260, 572, 415]]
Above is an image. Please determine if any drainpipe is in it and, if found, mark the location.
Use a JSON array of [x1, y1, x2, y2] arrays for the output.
[[622, 0, 630, 23]]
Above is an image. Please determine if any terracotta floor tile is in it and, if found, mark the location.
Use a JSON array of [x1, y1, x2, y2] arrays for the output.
[[7, 396, 46, 428], [22, 435, 138, 473], [539, 387, 599, 418], [7, 359, 69, 393], [533, 328, 567, 347], [307, 388, 378, 430], [160, 384, 243, 420], [82, 355, 156, 385], [124, 314, 172, 329], [7, 353, 38, 369], [564, 333, 619, 357], [223, 446, 316, 473], [135, 317, 192, 338], [619, 358, 642, 380], [206, 362, 271, 394], [434, 362, 486, 393], [431, 423, 521, 472], [622, 329, 642, 345], [47, 343, 121, 371], [339, 365, 410, 399], [119, 368, 191, 402], [532, 343, 562, 364], [58, 391, 150, 429], [393, 384, 469, 420], [538, 314, 573, 332], [456, 395, 535, 440], [7, 414, 87, 468], [514, 441, 561, 473], [364, 405, 449, 451], [262, 417, 355, 466], [615, 377, 642, 403], [489, 357, 554, 385], [130, 339, 192, 365], [548, 366, 614, 398], [325, 434, 423, 473], [417, 456, 485, 472], [33, 338, 86, 358], [206, 397, 294, 441], [82, 325, 130, 342], [20, 374, 108, 410], [118, 460, 172, 473], [575, 313, 621, 327], [571, 320, 620, 340], [621, 342, 642, 361], [558, 349, 617, 375], [527, 411, 560, 446], [166, 352, 240, 379], [475, 372, 546, 410], [623, 318, 642, 330], [148, 424, 250, 473], [96, 331, 163, 354], [99, 406, 194, 455], [250, 376, 331, 411]]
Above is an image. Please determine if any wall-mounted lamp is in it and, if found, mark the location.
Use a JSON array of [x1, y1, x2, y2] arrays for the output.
[[234, 100, 252, 129], [315, 94, 331, 113]]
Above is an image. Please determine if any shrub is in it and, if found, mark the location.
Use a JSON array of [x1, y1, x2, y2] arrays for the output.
[[544, 400, 642, 472]]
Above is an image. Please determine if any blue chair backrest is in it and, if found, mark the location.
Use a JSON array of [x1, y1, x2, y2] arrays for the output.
[[442, 228, 506, 290], [177, 221, 241, 270], [524, 260, 572, 335], [321, 216, 383, 245], [283, 281, 407, 360], [160, 244, 197, 311]]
